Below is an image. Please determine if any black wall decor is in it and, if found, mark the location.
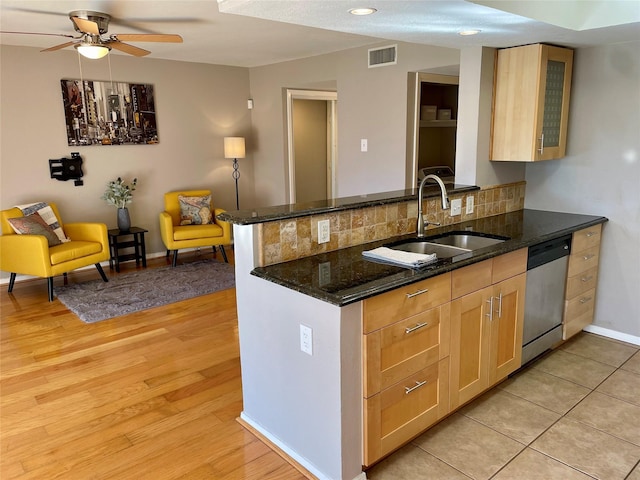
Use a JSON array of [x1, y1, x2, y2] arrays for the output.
[[49, 152, 84, 186]]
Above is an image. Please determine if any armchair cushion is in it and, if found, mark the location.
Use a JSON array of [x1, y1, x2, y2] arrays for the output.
[[173, 224, 223, 241], [49, 241, 103, 265], [178, 194, 212, 225], [8, 213, 62, 247]]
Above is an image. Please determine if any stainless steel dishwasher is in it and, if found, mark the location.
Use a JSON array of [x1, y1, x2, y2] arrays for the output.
[[522, 235, 572, 365]]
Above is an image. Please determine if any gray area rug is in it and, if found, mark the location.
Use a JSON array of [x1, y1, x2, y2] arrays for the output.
[[55, 259, 235, 323]]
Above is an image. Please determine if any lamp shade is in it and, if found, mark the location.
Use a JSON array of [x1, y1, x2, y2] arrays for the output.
[[76, 43, 111, 59], [224, 137, 246, 159]]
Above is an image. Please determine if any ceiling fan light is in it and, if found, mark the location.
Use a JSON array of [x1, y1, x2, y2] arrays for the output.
[[349, 7, 377, 16], [76, 43, 110, 59]]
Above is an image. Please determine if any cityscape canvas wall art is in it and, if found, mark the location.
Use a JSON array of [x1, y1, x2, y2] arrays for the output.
[[60, 79, 159, 146]]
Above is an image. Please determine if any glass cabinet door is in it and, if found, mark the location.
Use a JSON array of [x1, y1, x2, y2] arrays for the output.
[[537, 46, 573, 160]]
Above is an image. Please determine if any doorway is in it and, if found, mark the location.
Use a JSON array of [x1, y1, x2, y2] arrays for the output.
[[286, 89, 337, 203], [406, 73, 459, 188]]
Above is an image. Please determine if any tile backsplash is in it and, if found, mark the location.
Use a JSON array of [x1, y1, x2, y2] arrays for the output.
[[258, 181, 526, 266]]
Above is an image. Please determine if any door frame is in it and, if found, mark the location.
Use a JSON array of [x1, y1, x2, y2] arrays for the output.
[[285, 89, 338, 203]]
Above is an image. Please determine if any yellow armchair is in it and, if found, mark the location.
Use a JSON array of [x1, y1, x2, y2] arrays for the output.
[[0, 203, 110, 301], [159, 190, 231, 266]]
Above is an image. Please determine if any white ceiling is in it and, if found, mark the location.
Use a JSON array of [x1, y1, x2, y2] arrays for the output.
[[0, 0, 638, 67]]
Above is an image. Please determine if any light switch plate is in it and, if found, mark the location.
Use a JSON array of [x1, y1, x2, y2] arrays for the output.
[[450, 198, 462, 216]]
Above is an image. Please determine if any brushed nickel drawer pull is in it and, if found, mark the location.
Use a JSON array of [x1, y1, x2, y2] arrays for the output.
[[406, 288, 429, 299], [538, 133, 545, 154], [581, 275, 593, 283], [583, 254, 595, 261], [405, 322, 429, 334], [405, 380, 427, 394], [580, 296, 592, 304], [585, 231, 597, 237], [485, 297, 494, 321]]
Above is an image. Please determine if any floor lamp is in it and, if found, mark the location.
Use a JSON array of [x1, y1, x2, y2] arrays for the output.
[[224, 137, 245, 210]]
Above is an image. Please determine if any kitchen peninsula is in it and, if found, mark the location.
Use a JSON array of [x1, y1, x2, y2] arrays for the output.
[[219, 184, 607, 480]]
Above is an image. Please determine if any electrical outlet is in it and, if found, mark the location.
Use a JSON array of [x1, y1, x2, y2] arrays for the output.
[[318, 219, 330, 244], [450, 198, 462, 216], [466, 195, 475, 214], [360, 139, 368, 152], [300, 324, 313, 355]]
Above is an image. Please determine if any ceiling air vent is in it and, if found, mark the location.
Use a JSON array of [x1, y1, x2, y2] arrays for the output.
[[368, 45, 397, 68]]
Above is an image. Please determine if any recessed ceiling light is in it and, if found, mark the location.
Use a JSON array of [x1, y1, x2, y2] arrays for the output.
[[349, 7, 377, 16], [459, 29, 481, 36]]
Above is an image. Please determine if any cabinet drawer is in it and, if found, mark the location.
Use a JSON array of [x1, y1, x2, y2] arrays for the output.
[[564, 287, 596, 321], [364, 304, 450, 397], [363, 358, 449, 466], [452, 259, 492, 299], [565, 267, 598, 300], [492, 248, 527, 284], [567, 245, 600, 277], [363, 273, 451, 333], [572, 224, 602, 253], [564, 308, 595, 340]]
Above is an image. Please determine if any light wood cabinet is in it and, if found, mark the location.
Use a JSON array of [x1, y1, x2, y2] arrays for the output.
[[450, 250, 526, 409], [362, 274, 451, 465], [563, 225, 602, 339], [362, 249, 527, 465], [491, 43, 573, 162]]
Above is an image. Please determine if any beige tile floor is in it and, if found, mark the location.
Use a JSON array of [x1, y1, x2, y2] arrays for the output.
[[367, 332, 640, 480]]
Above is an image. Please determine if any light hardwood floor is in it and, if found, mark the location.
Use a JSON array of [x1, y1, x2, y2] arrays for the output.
[[1, 251, 308, 480]]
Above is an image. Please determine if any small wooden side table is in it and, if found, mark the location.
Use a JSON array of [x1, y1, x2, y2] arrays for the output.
[[107, 227, 148, 272]]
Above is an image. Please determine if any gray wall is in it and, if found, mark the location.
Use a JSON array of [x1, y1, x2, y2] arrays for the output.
[[248, 41, 460, 206], [525, 41, 640, 338], [0, 45, 253, 257]]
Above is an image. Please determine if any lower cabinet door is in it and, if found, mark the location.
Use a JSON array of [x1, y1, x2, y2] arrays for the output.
[[449, 287, 492, 409], [363, 358, 449, 466], [489, 273, 526, 384]]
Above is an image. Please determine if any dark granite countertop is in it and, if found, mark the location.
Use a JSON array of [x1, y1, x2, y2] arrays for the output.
[[218, 184, 479, 225], [251, 209, 608, 306]]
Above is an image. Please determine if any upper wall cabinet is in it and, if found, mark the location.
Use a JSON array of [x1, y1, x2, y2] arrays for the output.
[[490, 43, 573, 162]]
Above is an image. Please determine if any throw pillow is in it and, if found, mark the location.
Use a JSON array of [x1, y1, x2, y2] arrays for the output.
[[8, 212, 63, 247], [15, 202, 69, 243], [178, 194, 213, 225]]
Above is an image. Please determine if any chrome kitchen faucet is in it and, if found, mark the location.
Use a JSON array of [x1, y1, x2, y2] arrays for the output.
[[416, 174, 450, 237]]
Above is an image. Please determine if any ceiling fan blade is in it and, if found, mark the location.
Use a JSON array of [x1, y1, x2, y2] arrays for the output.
[[72, 17, 101, 35], [41, 41, 76, 52], [112, 34, 183, 43], [0, 31, 77, 39], [109, 41, 151, 57]]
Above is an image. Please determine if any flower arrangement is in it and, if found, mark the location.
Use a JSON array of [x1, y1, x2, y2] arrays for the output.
[[102, 177, 138, 209]]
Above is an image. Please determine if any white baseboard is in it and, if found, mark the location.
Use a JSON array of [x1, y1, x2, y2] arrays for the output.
[[583, 324, 640, 346]]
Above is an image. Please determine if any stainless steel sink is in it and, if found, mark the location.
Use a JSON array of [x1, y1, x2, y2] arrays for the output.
[[386, 231, 508, 260], [428, 231, 508, 250], [385, 239, 471, 259]]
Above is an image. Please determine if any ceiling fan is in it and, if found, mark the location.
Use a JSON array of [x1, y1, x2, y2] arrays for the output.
[[4, 10, 183, 59]]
